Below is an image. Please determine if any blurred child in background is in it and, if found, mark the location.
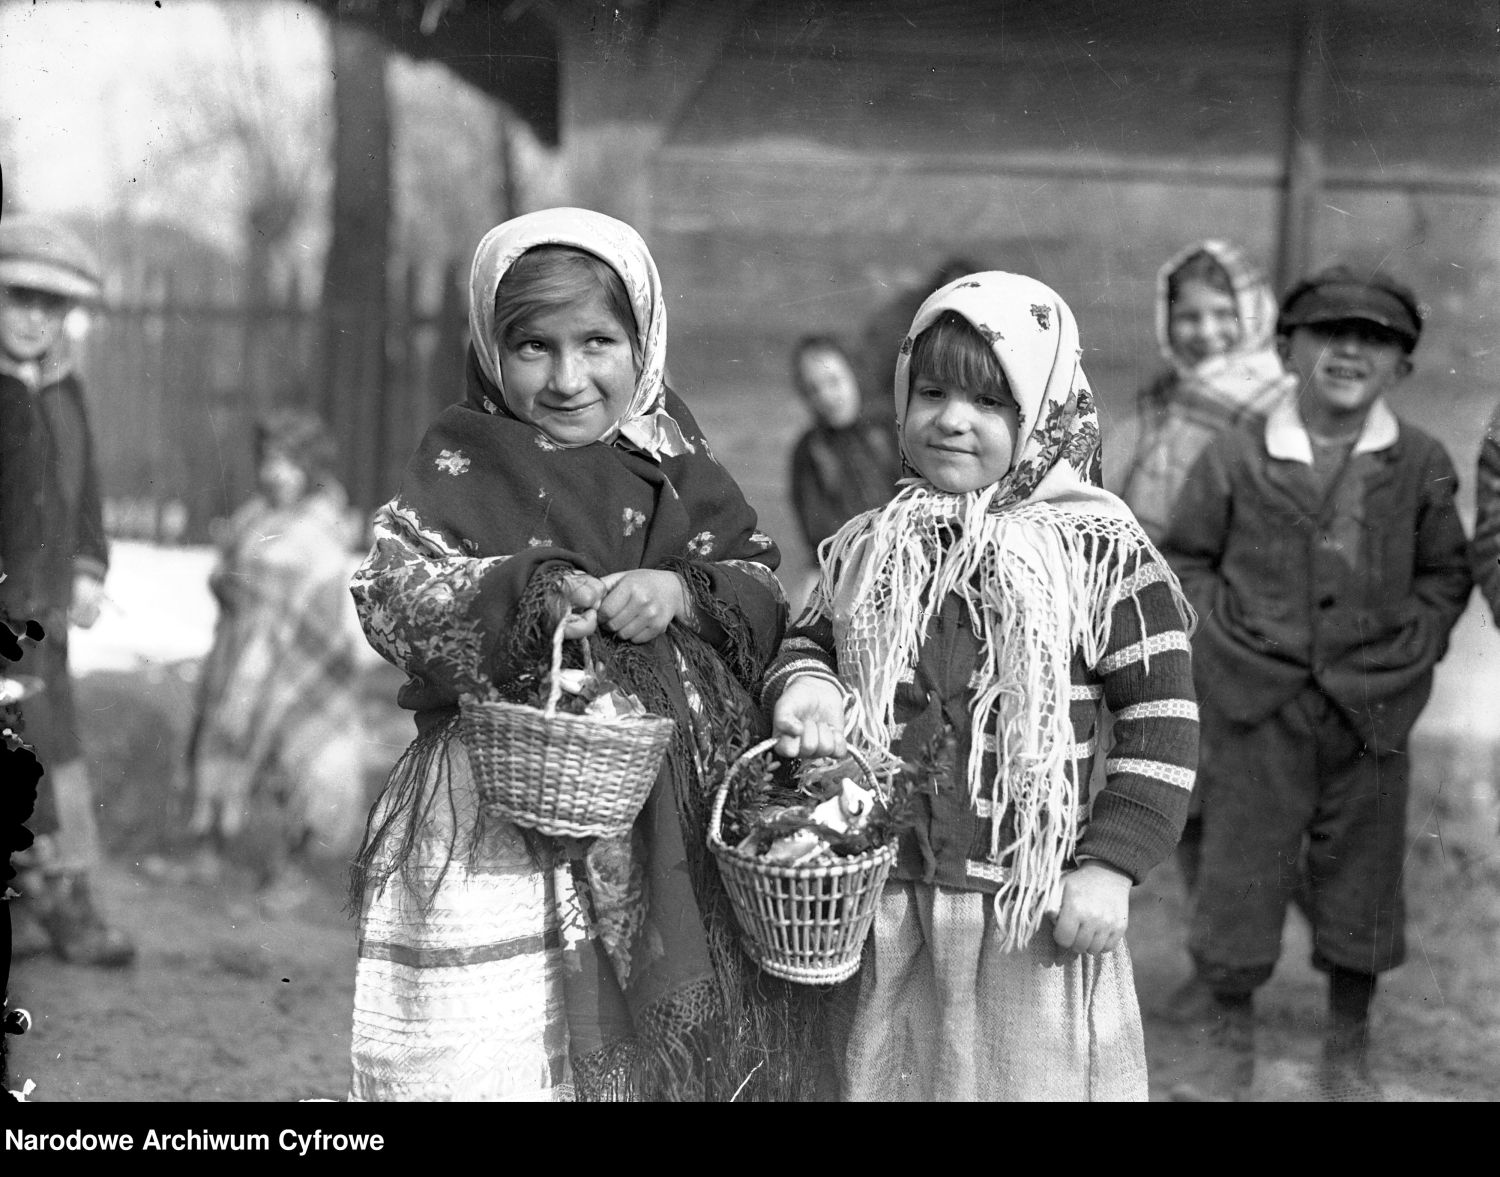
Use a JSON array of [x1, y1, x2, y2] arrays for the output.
[[1, 212, 135, 967], [1120, 240, 1293, 544], [166, 409, 366, 905], [787, 334, 901, 602], [1474, 401, 1500, 626], [1116, 240, 1294, 1023]]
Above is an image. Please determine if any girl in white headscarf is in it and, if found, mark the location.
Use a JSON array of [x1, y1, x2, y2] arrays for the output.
[[346, 209, 798, 1102], [762, 271, 1199, 1100], [1119, 240, 1294, 543]]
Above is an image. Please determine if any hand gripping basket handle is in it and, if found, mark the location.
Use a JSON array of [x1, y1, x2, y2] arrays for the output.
[[542, 612, 594, 718], [709, 736, 881, 847]]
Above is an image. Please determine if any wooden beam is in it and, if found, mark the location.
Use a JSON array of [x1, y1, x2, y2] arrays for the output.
[[1274, 0, 1329, 293]]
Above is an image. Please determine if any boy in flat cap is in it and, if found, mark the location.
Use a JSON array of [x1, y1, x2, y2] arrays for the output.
[[1159, 265, 1471, 1100], [1, 212, 135, 967]]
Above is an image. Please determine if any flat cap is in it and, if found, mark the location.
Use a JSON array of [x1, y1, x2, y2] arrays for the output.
[[1278, 265, 1422, 351], [0, 213, 104, 303]]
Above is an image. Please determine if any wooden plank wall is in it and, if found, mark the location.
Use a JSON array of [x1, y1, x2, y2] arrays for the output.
[[647, 0, 1500, 564]]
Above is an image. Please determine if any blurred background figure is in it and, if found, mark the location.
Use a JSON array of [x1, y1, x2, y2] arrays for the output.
[[0, 212, 135, 967], [149, 408, 366, 908], [1117, 240, 1294, 544], [1114, 240, 1293, 1024], [787, 334, 902, 605], [1475, 401, 1500, 628], [857, 256, 982, 427]]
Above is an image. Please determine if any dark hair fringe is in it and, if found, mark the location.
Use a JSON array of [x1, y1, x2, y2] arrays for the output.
[[908, 311, 1010, 400]]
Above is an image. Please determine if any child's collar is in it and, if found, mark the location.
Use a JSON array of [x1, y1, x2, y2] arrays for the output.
[[0, 345, 73, 390], [1265, 395, 1398, 465]]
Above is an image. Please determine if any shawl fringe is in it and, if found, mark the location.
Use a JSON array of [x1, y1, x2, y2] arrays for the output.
[[807, 482, 1192, 950]]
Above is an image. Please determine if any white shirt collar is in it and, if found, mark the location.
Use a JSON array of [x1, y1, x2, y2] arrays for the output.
[[1265, 395, 1399, 465]]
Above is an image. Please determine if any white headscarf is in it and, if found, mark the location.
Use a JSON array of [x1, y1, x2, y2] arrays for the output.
[[466, 207, 691, 460], [1154, 238, 1291, 405], [891, 270, 1135, 520]]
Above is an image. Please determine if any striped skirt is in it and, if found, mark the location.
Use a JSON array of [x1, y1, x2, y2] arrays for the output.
[[348, 733, 579, 1101], [839, 881, 1148, 1101]]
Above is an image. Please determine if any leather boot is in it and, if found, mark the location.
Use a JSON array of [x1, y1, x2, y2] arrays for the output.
[[1169, 995, 1255, 1102], [1315, 1016, 1384, 1102], [34, 871, 137, 968]]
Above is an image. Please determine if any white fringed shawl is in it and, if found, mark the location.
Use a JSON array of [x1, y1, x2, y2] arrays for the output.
[[800, 271, 1192, 949]]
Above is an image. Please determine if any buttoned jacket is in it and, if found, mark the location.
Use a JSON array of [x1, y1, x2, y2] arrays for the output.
[[0, 356, 109, 626], [1162, 396, 1471, 750]]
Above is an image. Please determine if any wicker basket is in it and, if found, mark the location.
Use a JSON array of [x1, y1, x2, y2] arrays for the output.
[[708, 737, 896, 986], [459, 615, 674, 838]]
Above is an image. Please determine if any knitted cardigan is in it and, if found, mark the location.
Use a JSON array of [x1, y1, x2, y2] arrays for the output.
[[762, 548, 1198, 889]]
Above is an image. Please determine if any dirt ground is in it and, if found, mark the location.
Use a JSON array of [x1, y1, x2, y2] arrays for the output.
[[7, 447, 1500, 1109], [6, 652, 1498, 1103]]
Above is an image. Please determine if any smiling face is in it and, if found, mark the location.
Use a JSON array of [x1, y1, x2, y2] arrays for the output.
[[902, 365, 1021, 494], [498, 288, 640, 446], [1279, 320, 1412, 435], [0, 285, 71, 363], [1167, 278, 1241, 365]]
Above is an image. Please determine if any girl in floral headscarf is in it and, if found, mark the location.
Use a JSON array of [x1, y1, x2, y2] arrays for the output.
[[762, 272, 1199, 1100], [1119, 240, 1294, 543], [346, 208, 796, 1102]]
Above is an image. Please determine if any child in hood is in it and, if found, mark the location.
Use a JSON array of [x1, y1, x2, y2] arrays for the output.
[[1119, 240, 1294, 543]]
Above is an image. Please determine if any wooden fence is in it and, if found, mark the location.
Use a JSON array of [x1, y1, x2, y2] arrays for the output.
[[80, 260, 469, 544]]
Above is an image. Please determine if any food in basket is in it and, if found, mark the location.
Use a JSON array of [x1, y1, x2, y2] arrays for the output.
[[547, 665, 651, 721], [722, 730, 950, 866], [456, 617, 675, 839], [735, 773, 881, 866], [708, 731, 951, 985]]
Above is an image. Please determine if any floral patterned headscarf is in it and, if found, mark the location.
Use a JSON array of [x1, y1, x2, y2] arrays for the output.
[[466, 206, 691, 460], [892, 270, 1127, 519]]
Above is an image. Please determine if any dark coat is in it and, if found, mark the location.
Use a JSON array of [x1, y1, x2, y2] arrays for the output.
[[0, 356, 109, 790], [788, 417, 902, 554], [1161, 401, 1472, 751], [0, 361, 108, 625]]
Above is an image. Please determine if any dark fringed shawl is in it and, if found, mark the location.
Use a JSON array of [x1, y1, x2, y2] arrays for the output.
[[349, 357, 815, 1100]]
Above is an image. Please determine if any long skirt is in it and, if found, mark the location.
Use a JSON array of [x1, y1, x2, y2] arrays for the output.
[[839, 881, 1148, 1101], [348, 733, 577, 1101]]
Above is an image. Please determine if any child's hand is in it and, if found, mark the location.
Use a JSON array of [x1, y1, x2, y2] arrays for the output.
[[557, 572, 605, 640], [1050, 860, 1132, 959], [771, 676, 847, 760], [597, 569, 686, 644], [69, 574, 105, 629]]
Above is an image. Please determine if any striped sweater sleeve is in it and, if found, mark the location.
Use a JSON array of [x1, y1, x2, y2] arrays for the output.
[[760, 612, 844, 711], [1075, 552, 1199, 884]]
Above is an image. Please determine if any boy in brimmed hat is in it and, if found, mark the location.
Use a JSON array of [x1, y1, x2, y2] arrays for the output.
[[1, 212, 135, 967], [1159, 265, 1471, 1100]]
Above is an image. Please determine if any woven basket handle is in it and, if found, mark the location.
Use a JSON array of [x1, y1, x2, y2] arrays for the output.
[[708, 736, 880, 849], [542, 612, 595, 717]]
